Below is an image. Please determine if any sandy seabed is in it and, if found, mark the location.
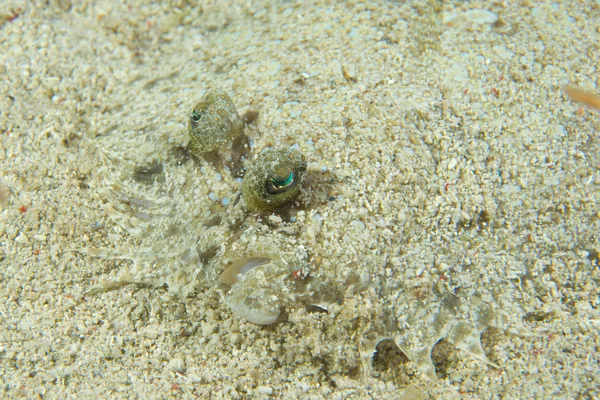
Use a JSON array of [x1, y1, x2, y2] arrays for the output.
[[1, 1, 599, 398]]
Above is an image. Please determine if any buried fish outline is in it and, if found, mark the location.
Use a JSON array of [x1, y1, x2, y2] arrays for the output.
[[76, 88, 544, 382]]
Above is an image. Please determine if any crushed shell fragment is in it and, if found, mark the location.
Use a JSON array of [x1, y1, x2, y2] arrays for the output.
[[219, 257, 271, 285]]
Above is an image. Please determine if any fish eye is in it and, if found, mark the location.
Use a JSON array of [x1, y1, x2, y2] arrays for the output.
[[241, 148, 306, 213], [191, 110, 201, 122], [267, 172, 294, 194]]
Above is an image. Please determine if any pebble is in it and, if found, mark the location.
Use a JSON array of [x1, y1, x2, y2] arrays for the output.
[[463, 9, 498, 24], [444, 9, 498, 25], [91, 221, 103, 231], [351, 220, 365, 232], [448, 158, 458, 170], [265, 61, 281, 76], [381, 229, 394, 239], [15, 233, 29, 245], [257, 386, 273, 395], [463, 377, 475, 391], [168, 357, 186, 373], [268, 215, 283, 224], [230, 333, 240, 345], [0, 181, 10, 209]]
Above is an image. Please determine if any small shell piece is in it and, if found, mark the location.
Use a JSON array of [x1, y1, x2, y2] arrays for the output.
[[187, 88, 244, 156], [219, 256, 271, 285], [242, 148, 307, 213]]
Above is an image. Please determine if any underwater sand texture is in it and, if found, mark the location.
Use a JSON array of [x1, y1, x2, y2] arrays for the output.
[[1, 0, 599, 398]]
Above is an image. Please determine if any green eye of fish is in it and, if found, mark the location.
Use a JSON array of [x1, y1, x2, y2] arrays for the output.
[[191, 110, 202, 122], [267, 172, 294, 194], [242, 148, 306, 213]]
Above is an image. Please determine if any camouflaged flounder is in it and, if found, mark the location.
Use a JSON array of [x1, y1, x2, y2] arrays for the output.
[[79, 88, 539, 383]]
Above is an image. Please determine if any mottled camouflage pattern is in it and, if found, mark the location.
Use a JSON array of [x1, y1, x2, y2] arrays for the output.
[[187, 88, 243, 156]]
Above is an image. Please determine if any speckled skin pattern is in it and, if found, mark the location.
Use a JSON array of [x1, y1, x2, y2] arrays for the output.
[[241, 148, 307, 213], [187, 88, 243, 156], [81, 76, 547, 384]]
